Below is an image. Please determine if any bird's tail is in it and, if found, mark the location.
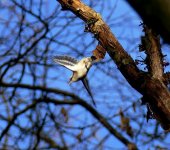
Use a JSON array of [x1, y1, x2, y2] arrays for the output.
[[82, 78, 96, 107]]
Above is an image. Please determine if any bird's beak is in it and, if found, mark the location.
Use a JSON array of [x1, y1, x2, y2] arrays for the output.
[[90, 56, 97, 64], [91, 56, 97, 61]]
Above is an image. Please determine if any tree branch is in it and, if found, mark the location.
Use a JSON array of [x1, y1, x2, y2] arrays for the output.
[[141, 25, 164, 79], [57, 0, 142, 92], [0, 81, 80, 99]]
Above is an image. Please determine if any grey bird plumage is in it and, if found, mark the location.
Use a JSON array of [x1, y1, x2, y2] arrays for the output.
[[53, 55, 96, 106]]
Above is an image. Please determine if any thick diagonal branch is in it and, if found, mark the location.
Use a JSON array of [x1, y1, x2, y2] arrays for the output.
[[57, 0, 141, 91]]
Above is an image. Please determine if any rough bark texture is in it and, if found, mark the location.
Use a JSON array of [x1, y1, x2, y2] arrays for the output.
[[142, 26, 164, 79], [126, 0, 170, 44], [56, 0, 170, 131]]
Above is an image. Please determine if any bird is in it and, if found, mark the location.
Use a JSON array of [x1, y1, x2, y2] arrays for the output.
[[53, 55, 96, 106]]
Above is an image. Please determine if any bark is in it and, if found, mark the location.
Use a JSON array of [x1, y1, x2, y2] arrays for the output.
[[126, 0, 170, 44], [56, 0, 170, 131]]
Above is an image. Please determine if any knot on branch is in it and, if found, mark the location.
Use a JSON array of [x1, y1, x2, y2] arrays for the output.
[[84, 13, 104, 39]]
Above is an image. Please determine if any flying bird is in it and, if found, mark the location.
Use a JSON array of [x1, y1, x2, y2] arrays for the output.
[[53, 55, 96, 106]]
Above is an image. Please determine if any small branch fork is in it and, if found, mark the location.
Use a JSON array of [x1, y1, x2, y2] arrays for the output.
[[56, 0, 170, 131]]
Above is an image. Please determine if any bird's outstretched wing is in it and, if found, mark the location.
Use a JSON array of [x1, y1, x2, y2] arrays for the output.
[[53, 55, 78, 71], [82, 77, 96, 106]]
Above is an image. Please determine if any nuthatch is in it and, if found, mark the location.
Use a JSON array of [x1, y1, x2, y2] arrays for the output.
[[53, 55, 96, 106]]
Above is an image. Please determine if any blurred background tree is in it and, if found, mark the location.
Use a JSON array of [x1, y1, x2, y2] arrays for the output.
[[0, 0, 170, 149]]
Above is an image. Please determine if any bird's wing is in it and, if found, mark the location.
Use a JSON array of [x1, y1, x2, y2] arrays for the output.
[[53, 55, 79, 71], [82, 77, 96, 106]]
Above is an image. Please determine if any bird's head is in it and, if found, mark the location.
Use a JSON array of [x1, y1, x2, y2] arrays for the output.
[[82, 57, 93, 69]]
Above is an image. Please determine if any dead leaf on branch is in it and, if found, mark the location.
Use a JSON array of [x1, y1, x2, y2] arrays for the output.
[[119, 109, 134, 138], [61, 107, 68, 122], [92, 44, 106, 62]]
